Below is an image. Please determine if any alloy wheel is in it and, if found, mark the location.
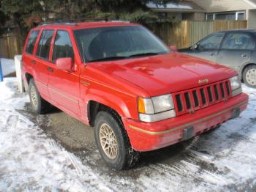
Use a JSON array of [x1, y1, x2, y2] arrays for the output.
[[99, 123, 118, 160]]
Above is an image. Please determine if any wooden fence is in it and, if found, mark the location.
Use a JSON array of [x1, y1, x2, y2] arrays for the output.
[[148, 20, 247, 48], [0, 20, 248, 58], [0, 34, 23, 58]]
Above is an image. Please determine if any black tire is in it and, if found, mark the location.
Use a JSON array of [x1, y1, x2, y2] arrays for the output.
[[94, 111, 139, 170], [243, 65, 256, 88], [28, 79, 51, 114]]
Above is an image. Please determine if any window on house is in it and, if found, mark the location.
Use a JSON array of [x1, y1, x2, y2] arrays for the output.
[[237, 12, 245, 20], [206, 14, 214, 21], [157, 12, 168, 19], [215, 13, 236, 20], [206, 11, 245, 21]]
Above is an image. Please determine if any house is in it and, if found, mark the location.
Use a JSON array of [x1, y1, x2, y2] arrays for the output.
[[147, 0, 256, 28], [189, 0, 256, 28], [146, 1, 205, 21]]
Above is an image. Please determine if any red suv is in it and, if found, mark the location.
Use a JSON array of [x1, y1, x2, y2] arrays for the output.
[[22, 22, 248, 170]]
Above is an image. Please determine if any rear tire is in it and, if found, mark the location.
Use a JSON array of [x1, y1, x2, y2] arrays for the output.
[[28, 79, 51, 114], [94, 111, 139, 170], [243, 65, 256, 88]]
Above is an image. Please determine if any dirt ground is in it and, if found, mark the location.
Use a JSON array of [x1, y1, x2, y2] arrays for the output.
[[20, 103, 191, 168]]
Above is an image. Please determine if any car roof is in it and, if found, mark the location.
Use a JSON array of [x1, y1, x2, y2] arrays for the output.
[[218, 28, 256, 33], [32, 21, 139, 31]]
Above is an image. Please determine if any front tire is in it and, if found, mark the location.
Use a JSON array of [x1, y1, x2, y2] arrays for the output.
[[94, 111, 139, 170], [243, 65, 256, 88], [28, 79, 51, 114]]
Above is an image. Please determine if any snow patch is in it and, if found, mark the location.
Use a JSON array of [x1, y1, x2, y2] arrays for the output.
[[0, 78, 256, 191]]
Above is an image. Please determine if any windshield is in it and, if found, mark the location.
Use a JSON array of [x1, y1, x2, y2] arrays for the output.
[[74, 26, 170, 62]]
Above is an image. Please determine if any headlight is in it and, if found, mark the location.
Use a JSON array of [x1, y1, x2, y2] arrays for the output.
[[138, 94, 176, 122], [229, 76, 242, 96], [152, 94, 174, 113]]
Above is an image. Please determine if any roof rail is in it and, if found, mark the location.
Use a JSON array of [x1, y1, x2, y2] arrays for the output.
[[109, 20, 130, 23], [39, 20, 77, 26], [38, 19, 131, 27]]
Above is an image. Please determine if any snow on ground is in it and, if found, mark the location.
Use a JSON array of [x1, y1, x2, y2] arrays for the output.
[[0, 58, 15, 76], [0, 77, 256, 191], [0, 79, 113, 192]]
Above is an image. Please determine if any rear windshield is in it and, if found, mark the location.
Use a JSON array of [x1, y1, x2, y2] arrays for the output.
[[74, 26, 169, 62]]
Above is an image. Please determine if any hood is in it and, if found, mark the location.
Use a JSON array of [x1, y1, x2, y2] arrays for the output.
[[90, 53, 236, 96]]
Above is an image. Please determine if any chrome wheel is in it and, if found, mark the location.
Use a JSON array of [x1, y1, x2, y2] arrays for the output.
[[30, 84, 38, 110], [246, 68, 256, 86], [99, 123, 118, 160]]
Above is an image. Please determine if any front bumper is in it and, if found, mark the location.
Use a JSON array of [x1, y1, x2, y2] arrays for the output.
[[124, 93, 248, 152]]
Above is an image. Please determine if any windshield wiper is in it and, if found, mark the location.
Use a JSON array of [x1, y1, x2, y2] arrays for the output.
[[89, 52, 165, 62], [128, 52, 163, 58], [89, 56, 128, 62]]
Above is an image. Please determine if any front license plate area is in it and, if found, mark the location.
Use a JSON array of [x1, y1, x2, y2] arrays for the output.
[[182, 126, 194, 141]]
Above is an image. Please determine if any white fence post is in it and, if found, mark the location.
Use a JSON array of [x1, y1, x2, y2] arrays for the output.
[[14, 55, 24, 93]]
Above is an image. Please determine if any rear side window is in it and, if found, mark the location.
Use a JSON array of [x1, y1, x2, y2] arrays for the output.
[[52, 30, 74, 62], [25, 30, 39, 54], [221, 33, 255, 50], [36, 30, 54, 60]]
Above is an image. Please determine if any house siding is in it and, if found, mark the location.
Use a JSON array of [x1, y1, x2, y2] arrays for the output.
[[248, 9, 256, 28], [190, 0, 256, 12]]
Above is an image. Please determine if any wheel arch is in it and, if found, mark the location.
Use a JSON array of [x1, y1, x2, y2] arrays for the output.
[[85, 89, 136, 127], [87, 100, 124, 128], [24, 73, 34, 91]]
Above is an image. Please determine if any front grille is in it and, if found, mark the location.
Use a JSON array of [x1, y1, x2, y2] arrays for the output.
[[173, 80, 231, 116]]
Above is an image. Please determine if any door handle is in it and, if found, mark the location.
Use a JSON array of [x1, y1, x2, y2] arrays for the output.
[[31, 60, 36, 65], [47, 67, 54, 72]]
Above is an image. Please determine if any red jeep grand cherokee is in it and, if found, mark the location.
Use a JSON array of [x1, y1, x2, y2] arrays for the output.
[[22, 22, 248, 170]]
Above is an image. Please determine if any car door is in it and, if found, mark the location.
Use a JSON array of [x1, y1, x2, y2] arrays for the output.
[[33, 29, 55, 100], [186, 32, 225, 63], [217, 32, 254, 72], [48, 30, 81, 116]]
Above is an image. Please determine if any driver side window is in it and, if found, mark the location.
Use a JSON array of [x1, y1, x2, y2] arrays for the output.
[[199, 33, 225, 50]]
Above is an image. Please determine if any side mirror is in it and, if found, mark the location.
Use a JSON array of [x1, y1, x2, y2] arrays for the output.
[[56, 58, 73, 72], [169, 45, 177, 52], [191, 43, 198, 50]]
